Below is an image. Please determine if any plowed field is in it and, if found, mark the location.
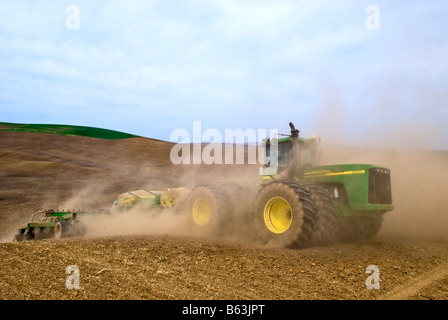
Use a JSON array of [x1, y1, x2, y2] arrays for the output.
[[1, 131, 447, 300]]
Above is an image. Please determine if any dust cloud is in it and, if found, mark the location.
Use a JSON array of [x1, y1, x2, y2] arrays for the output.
[[51, 157, 262, 244], [49, 139, 448, 243], [79, 207, 193, 239]]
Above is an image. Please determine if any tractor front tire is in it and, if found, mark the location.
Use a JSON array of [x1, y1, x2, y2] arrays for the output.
[[252, 181, 315, 248]]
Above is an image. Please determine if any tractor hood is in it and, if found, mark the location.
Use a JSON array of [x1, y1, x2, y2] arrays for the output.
[[305, 163, 394, 215]]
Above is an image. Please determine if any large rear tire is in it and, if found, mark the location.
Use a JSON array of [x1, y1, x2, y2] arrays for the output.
[[252, 181, 315, 248]]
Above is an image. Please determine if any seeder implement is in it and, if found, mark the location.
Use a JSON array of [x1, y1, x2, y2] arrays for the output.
[[14, 209, 109, 241]]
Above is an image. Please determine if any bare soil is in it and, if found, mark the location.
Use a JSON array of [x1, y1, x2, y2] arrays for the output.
[[1, 131, 447, 300]]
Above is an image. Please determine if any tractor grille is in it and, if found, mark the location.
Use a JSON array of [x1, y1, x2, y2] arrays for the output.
[[368, 168, 393, 204]]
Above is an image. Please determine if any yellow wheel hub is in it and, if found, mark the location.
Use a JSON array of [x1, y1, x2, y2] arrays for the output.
[[263, 196, 293, 234], [192, 197, 212, 226]]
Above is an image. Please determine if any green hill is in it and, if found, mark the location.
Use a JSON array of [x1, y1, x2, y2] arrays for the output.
[[0, 122, 139, 140]]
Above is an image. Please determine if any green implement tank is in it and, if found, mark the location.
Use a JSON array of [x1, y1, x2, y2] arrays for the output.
[[111, 188, 190, 212]]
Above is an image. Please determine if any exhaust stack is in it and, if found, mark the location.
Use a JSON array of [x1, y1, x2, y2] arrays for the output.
[[279, 122, 301, 181]]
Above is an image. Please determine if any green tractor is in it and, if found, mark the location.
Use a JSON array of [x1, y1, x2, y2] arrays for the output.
[[182, 122, 393, 248]]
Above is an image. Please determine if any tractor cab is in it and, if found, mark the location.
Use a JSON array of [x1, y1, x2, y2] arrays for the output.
[[262, 134, 320, 181], [275, 136, 320, 170]]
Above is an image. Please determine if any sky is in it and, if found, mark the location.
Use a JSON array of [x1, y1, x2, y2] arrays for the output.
[[0, 0, 447, 149]]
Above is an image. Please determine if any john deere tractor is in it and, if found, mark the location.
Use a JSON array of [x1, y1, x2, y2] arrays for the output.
[[182, 122, 393, 248]]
